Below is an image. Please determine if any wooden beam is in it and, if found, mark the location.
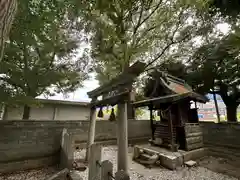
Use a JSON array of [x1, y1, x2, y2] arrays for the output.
[[132, 92, 208, 108], [91, 91, 129, 107], [149, 105, 154, 140], [132, 94, 188, 108], [168, 107, 174, 152], [178, 103, 184, 126]]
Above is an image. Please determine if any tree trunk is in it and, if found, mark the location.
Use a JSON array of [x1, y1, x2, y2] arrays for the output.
[[0, 0, 18, 60], [213, 92, 221, 123], [22, 105, 30, 120], [226, 104, 237, 122]]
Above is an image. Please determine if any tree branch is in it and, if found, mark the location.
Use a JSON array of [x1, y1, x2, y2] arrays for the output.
[[133, 0, 162, 34], [145, 41, 175, 69], [133, 0, 145, 34], [50, 51, 56, 67], [135, 20, 165, 46], [142, 8, 188, 70]]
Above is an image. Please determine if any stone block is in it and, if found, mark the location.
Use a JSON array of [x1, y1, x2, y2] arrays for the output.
[[60, 129, 74, 169], [182, 148, 207, 162], [68, 171, 83, 180], [159, 153, 183, 170], [185, 160, 197, 167]]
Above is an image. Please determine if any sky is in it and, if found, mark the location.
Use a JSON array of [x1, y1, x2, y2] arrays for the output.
[[38, 73, 99, 102]]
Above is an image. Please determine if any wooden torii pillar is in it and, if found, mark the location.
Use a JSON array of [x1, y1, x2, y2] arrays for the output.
[[85, 61, 146, 172]]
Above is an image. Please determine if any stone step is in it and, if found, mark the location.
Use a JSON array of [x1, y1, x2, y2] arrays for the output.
[[72, 161, 87, 171], [138, 154, 159, 165], [134, 145, 208, 170], [140, 153, 152, 160]]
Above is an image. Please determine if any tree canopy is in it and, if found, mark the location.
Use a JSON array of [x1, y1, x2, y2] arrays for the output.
[[158, 5, 240, 122], [186, 29, 240, 122], [77, 0, 210, 85], [76, 0, 240, 122], [0, 0, 90, 119], [1, 0, 239, 122]]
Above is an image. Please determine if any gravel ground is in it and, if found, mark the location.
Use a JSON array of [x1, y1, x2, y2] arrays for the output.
[[0, 146, 237, 180], [0, 167, 57, 180], [75, 146, 238, 180]]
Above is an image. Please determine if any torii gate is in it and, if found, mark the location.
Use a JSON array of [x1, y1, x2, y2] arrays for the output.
[[85, 61, 146, 172]]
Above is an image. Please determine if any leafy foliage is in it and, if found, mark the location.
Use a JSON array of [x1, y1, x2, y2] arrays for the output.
[[180, 29, 240, 121], [78, 0, 210, 85], [189, 32, 240, 95], [148, 24, 240, 122], [0, 0, 90, 107]]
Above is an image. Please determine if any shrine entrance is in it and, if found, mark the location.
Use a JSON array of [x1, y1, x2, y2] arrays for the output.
[[85, 61, 146, 172]]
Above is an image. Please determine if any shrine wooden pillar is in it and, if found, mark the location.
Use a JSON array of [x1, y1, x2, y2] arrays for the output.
[[85, 99, 97, 162], [117, 100, 128, 172], [149, 105, 154, 140], [168, 107, 175, 152]]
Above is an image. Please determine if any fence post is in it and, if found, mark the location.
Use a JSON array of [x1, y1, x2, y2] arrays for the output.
[[88, 143, 102, 180], [60, 128, 74, 169], [100, 160, 113, 180], [115, 170, 130, 180]]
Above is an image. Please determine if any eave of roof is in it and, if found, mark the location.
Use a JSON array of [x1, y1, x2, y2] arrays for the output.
[[132, 92, 208, 108]]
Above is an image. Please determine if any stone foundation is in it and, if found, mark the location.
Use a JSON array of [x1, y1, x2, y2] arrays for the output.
[[133, 145, 207, 170]]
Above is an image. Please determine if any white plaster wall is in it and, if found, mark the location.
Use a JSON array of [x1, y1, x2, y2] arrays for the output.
[[30, 105, 55, 120], [4, 106, 23, 120], [54, 105, 90, 120], [4, 104, 90, 120]]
